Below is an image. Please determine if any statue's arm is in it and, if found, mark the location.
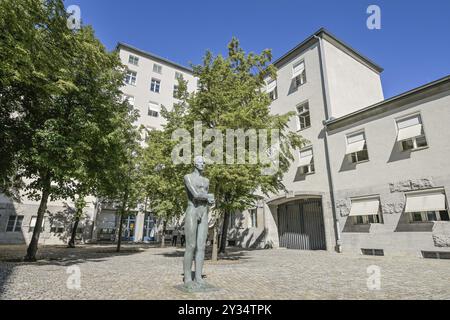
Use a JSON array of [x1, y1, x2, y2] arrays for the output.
[[184, 175, 208, 200]]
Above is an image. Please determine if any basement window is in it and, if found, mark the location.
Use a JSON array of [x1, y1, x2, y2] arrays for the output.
[[422, 251, 450, 259], [361, 249, 385, 256]]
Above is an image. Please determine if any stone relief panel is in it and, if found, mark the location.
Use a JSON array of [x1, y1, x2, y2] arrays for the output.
[[389, 178, 434, 193]]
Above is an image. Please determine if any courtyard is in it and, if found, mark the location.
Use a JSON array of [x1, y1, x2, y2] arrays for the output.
[[0, 244, 449, 300]]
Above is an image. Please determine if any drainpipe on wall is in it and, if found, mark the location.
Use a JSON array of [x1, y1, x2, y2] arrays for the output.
[[314, 34, 343, 253]]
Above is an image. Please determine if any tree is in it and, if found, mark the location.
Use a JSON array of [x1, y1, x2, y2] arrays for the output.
[[141, 129, 188, 247], [0, 0, 138, 260], [163, 38, 304, 260]]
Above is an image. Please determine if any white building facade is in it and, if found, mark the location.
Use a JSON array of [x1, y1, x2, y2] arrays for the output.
[[1, 29, 449, 258]]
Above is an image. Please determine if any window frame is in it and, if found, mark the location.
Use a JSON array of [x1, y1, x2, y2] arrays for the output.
[[6, 215, 24, 232], [153, 63, 162, 74], [298, 146, 315, 175], [125, 70, 137, 86], [150, 78, 161, 93], [296, 101, 311, 131], [409, 210, 450, 223], [292, 60, 307, 88], [175, 72, 183, 80], [128, 54, 139, 66], [346, 131, 369, 164], [395, 113, 428, 152], [249, 209, 258, 228], [352, 214, 382, 225]]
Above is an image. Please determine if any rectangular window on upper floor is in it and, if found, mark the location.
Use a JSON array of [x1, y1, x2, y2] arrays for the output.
[[396, 114, 428, 152], [175, 72, 183, 80], [266, 79, 278, 101], [148, 101, 160, 118], [346, 131, 369, 164], [150, 78, 161, 93], [292, 61, 306, 88], [125, 70, 137, 86], [122, 95, 135, 107], [128, 54, 139, 66], [296, 101, 311, 130], [298, 147, 315, 175], [153, 64, 162, 74]]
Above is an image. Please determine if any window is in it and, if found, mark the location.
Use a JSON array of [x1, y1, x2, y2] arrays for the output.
[[297, 101, 311, 130], [353, 214, 381, 225], [128, 54, 139, 66], [153, 64, 162, 74], [175, 72, 183, 80], [6, 215, 24, 232], [266, 79, 277, 101], [409, 211, 450, 223], [125, 70, 137, 86], [292, 61, 306, 87], [148, 102, 160, 118], [122, 95, 135, 107], [405, 189, 449, 223], [50, 225, 64, 233], [173, 85, 179, 98], [349, 197, 382, 225], [249, 209, 258, 228], [361, 249, 384, 256], [229, 212, 236, 229], [298, 147, 315, 175], [29, 216, 45, 233], [396, 114, 428, 151], [150, 78, 161, 93], [346, 131, 369, 163]]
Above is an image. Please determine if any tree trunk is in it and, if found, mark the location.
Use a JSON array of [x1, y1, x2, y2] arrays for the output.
[[219, 211, 230, 254], [67, 215, 80, 248], [116, 213, 124, 252], [24, 174, 51, 262], [211, 225, 219, 262], [160, 220, 166, 248], [116, 191, 129, 252]]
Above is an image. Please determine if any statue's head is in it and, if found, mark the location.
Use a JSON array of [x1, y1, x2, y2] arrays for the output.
[[194, 156, 205, 171]]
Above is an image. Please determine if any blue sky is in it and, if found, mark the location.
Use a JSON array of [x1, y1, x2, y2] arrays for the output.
[[71, 0, 450, 99]]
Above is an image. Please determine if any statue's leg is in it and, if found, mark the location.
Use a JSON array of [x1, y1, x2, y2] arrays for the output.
[[183, 211, 197, 285], [194, 208, 209, 284]]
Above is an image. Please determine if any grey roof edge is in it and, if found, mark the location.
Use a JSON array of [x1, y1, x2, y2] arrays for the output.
[[325, 75, 450, 129], [272, 28, 384, 73], [116, 42, 193, 74]]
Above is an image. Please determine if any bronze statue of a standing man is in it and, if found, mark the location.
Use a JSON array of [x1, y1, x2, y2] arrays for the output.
[[183, 156, 215, 289]]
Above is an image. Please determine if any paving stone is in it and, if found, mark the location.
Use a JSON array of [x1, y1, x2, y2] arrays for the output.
[[0, 244, 449, 300]]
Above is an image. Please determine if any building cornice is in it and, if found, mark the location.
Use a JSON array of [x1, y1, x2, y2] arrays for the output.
[[116, 42, 194, 74]]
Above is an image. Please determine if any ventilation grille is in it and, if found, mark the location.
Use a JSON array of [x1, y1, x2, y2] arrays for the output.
[[361, 248, 385, 256]]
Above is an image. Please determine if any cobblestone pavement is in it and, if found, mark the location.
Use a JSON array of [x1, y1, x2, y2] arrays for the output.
[[0, 244, 449, 300]]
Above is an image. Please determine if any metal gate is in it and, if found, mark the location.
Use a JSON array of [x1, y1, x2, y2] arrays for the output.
[[278, 199, 326, 250]]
